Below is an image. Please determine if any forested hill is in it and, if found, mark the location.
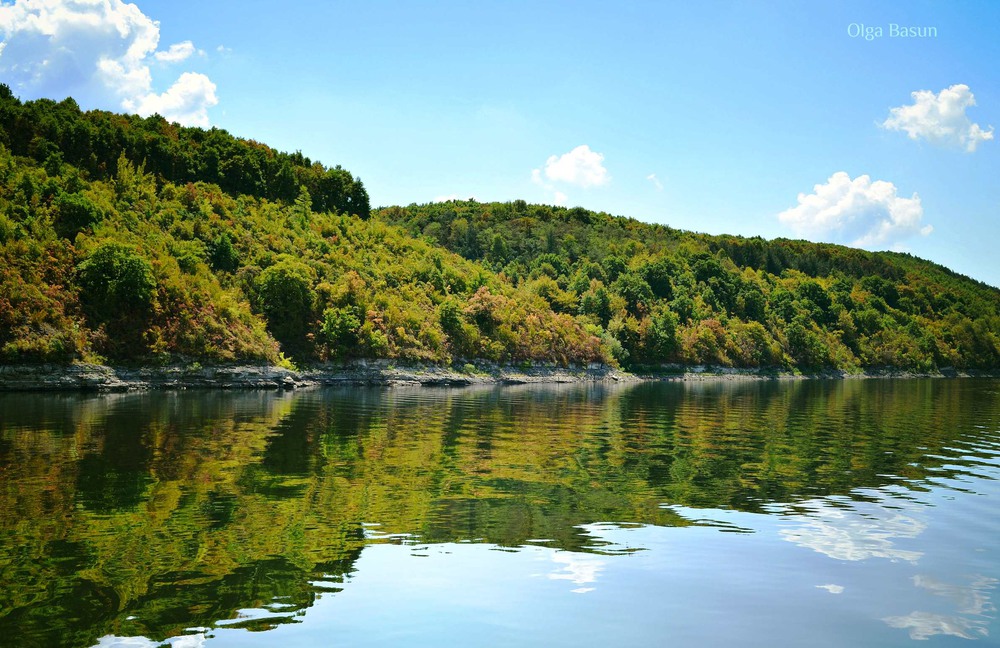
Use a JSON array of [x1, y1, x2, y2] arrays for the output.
[[378, 201, 1000, 370], [0, 87, 369, 216], [0, 89, 602, 366], [0, 90, 997, 372]]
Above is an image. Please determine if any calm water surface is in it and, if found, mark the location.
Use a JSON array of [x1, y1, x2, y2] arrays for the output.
[[1, 379, 999, 647]]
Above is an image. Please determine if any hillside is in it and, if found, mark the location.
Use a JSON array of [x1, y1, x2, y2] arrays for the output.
[[379, 201, 1000, 371], [0, 89, 998, 371], [0, 90, 602, 367]]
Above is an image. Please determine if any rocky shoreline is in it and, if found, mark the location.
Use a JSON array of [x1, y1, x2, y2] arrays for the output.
[[1, 360, 996, 392], [0, 360, 637, 392]]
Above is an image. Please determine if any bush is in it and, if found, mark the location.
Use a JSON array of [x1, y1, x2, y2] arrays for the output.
[[77, 242, 156, 322], [256, 257, 315, 350], [321, 305, 362, 357], [53, 192, 103, 239]]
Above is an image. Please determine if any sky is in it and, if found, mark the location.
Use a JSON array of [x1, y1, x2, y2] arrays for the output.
[[1, 0, 998, 287]]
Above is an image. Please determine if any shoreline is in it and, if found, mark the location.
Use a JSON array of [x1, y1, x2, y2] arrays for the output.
[[0, 361, 997, 392]]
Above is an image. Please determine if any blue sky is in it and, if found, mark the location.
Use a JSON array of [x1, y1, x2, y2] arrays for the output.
[[2, 1, 998, 286]]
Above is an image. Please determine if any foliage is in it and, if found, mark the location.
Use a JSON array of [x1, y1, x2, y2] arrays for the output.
[[0, 89, 370, 217], [0, 86, 997, 370], [77, 242, 156, 319], [255, 257, 315, 351], [379, 200, 1000, 370]]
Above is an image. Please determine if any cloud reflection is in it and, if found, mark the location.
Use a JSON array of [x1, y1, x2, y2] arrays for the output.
[[548, 552, 606, 594], [779, 498, 925, 563], [94, 634, 206, 648], [884, 575, 998, 641]]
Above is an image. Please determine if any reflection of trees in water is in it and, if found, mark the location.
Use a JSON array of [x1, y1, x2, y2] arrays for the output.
[[0, 379, 996, 645]]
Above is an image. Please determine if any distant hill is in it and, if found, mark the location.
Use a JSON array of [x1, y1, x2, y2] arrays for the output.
[[0, 87, 996, 370], [378, 201, 1000, 370]]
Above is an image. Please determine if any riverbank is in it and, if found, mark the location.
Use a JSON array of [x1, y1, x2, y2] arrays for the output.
[[0, 360, 636, 392], [1, 361, 996, 392]]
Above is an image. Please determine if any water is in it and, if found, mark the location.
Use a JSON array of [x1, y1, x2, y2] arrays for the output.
[[1, 379, 998, 647]]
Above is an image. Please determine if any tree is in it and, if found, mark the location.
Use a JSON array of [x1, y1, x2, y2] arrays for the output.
[[321, 305, 362, 358], [53, 192, 103, 239], [641, 307, 679, 361], [256, 257, 315, 351], [613, 272, 653, 317], [77, 242, 156, 322], [208, 233, 240, 272]]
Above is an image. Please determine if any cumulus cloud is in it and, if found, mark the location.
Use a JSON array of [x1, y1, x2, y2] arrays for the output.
[[125, 71, 217, 128], [816, 584, 845, 594], [778, 172, 932, 249], [531, 144, 609, 205], [154, 40, 195, 63], [536, 144, 609, 187], [0, 0, 217, 126], [882, 84, 994, 152]]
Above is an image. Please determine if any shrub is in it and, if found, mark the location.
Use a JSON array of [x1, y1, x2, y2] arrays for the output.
[[77, 242, 156, 322], [256, 257, 315, 350], [53, 192, 103, 239], [321, 305, 362, 357]]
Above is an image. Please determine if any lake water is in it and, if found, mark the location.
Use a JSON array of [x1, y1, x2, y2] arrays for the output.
[[1, 379, 999, 647]]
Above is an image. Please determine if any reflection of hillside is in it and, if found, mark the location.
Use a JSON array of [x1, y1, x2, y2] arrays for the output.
[[0, 380, 996, 645]]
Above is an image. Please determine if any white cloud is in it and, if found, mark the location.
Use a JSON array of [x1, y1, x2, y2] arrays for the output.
[[154, 40, 194, 63], [537, 144, 609, 188], [778, 172, 932, 249], [125, 72, 217, 128], [0, 0, 216, 126], [882, 84, 994, 152], [531, 145, 608, 205], [94, 633, 207, 648], [883, 611, 988, 641], [816, 584, 845, 594], [646, 173, 663, 191]]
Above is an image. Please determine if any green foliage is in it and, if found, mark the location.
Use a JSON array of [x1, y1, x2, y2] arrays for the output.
[[321, 305, 362, 357], [77, 242, 156, 320], [378, 200, 1000, 371], [0, 87, 370, 217], [612, 272, 653, 317], [256, 258, 315, 351], [208, 233, 240, 272], [0, 86, 996, 371], [642, 307, 679, 359], [53, 191, 103, 239]]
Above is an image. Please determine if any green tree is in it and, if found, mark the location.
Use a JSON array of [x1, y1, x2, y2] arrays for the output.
[[208, 232, 240, 272], [77, 242, 156, 322], [256, 257, 316, 351], [321, 305, 362, 358], [53, 192, 103, 239], [613, 272, 653, 317]]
